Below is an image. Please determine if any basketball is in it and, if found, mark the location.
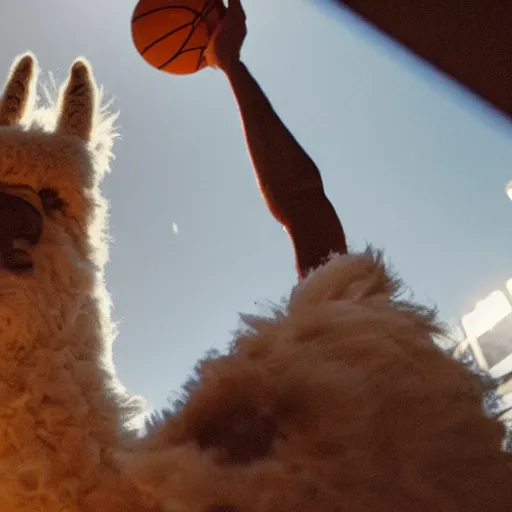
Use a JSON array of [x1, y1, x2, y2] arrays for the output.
[[131, 0, 224, 75]]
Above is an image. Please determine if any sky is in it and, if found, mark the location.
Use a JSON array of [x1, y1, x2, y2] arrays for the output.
[[1, 0, 511, 417]]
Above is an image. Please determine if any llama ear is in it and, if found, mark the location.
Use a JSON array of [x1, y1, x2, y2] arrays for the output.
[[56, 59, 96, 141], [0, 53, 37, 126]]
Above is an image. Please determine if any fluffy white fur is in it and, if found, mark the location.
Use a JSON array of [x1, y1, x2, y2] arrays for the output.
[[0, 53, 144, 512], [0, 54, 510, 512]]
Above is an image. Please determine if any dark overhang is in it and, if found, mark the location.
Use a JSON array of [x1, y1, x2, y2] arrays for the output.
[[324, 0, 512, 122]]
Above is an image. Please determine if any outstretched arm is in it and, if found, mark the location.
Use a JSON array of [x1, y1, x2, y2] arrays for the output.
[[207, 0, 347, 277]]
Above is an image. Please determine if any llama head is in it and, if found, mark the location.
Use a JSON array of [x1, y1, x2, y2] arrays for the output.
[[0, 53, 117, 352]]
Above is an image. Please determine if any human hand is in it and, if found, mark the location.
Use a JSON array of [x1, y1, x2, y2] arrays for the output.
[[205, 0, 247, 71]]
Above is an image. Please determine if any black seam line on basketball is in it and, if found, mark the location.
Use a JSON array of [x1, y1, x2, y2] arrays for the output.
[[172, 45, 206, 70], [163, 46, 204, 70], [195, 46, 207, 71], [198, 1, 217, 22], [198, 0, 210, 15], [141, 21, 194, 55], [179, 46, 205, 53], [133, 5, 202, 23], [157, 16, 203, 70]]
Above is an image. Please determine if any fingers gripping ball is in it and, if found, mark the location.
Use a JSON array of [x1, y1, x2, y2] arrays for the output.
[[132, 0, 224, 75]]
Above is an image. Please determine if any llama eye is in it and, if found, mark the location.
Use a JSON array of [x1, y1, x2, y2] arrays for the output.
[[39, 188, 66, 212]]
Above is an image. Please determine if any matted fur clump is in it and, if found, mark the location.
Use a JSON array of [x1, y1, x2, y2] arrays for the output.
[[0, 53, 510, 512]]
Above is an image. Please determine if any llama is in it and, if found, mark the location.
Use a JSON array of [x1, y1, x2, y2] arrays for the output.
[[120, 252, 512, 512], [0, 53, 511, 512], [0, 53, 151, 512]]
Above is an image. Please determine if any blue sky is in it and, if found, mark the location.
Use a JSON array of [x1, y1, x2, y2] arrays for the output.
[[2, 0, 511, 415]]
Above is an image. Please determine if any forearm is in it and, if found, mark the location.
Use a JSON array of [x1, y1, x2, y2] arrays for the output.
[[224, 60, 348, 275], [224, 60, 323, 217]]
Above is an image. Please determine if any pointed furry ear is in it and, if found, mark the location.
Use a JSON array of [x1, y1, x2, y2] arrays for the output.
[[0, 53, 37, 126], [56, 59, 96, 141]]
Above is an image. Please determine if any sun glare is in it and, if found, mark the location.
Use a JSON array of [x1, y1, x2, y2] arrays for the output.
[[462, 290, 512, 339], [506, 181, 512, 201]]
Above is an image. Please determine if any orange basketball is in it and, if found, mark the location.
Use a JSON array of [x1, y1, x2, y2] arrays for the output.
[[131, 0, 224, 75]]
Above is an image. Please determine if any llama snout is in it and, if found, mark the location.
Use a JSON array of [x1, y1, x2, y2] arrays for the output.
[[0, 189, 42, 271]]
